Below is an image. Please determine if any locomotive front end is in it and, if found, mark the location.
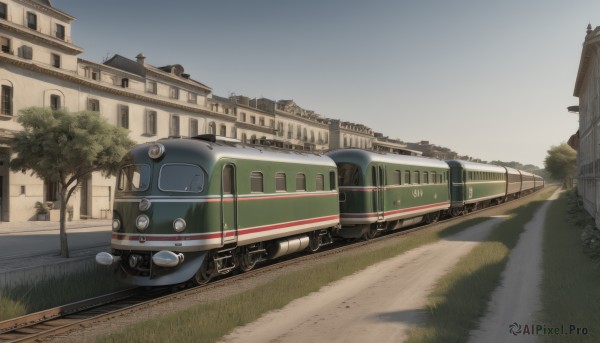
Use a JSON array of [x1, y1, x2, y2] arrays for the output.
[[96, 140, 214, 286]]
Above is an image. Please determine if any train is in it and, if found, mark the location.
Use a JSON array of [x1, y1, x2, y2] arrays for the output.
[[96, 135, 544, 286]]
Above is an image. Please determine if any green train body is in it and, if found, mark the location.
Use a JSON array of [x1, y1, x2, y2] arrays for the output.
[[98, 136, 339, 286], [447, 160, 508, 213], [97, 137, 544, 286], [326, 149, 450, 238]]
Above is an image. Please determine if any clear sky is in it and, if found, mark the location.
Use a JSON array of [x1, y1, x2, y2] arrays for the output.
[[53, 0, 594, 167]]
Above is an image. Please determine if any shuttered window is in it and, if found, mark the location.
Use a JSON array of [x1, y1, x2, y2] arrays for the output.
[[296, 173, 306, 191], [250, 172, 263, 193], [275, 173, 286, 192], [316, 174, 324, 191]]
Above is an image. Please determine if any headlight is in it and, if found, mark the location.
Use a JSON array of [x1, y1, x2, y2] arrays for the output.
[[139, 198, 151, 211], [173, 218, 186, 232], [112, 218, 121, 232], [148, 143, 165, 159], [136, 214, 150, 231]]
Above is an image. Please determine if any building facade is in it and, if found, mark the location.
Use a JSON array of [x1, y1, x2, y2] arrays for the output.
[[573, 24, 600, 226]]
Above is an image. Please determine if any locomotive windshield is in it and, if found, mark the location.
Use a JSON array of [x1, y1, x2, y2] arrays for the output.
[[118, 164, 151, 192], [337, 163, 360, 186], [159, 164, 204, 192]]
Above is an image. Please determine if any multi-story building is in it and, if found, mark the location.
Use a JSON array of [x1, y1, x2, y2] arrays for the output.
[[372, 133, 422, 156], [573, 24, 600, 225], [328, 119, 374, 150], [0, 0, 238, 221]]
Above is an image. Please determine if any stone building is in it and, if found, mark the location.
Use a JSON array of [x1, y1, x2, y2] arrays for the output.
[[328, 119, 374, 150], [573, 23, 600, 225]]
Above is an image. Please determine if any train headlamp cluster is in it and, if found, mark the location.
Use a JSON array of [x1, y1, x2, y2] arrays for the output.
[[148, 143, 165, 159], [112, 218, 121, 232], [139, 198, 151, 211], [173, 218, 186, 233], [136, 214, 150, 231]]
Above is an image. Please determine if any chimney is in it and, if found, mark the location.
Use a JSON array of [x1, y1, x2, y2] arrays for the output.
[[136, 53, 146, 64]]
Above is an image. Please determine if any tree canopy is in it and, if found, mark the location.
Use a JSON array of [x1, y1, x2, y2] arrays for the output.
[[544, 142, 577, 187], [10, 107, 135, 257]]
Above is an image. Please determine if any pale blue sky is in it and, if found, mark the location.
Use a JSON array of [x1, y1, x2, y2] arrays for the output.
[[53, 0, 593, 167]]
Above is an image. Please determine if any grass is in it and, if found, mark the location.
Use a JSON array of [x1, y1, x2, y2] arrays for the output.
[[0, 266, 129, 321], [539, 190, 600, 342], [405, 186, 557, 342], [97, 194, 547, 343]]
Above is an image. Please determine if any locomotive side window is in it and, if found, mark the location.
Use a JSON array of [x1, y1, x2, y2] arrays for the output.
[[118, 164, 150, 192], [316, 174, 324, 191], [296, 173, 306, 191], [431, 171, 437, 184], [275, 172, 287, 192], [337, 163, 360, 186], [423, 172, 429, 184], [404, 170, 411, 184], [413, 171, 420, 184], [159, 164, 204, 192], [329, 171, 336, 190], [392, 170, 401, 185], [223, 165, 233, 194], [250, 172, 263, 193]]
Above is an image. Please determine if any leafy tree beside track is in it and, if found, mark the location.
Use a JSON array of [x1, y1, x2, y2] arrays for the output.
[[544, 142, 577, 188], [9, 107, 135, 257]]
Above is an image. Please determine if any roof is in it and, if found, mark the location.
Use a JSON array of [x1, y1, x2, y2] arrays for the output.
[[326, 149, 449, 169], [446, 160, 506, 173]]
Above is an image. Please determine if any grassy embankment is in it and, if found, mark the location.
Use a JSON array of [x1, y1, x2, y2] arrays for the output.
[[404, 186, 557, 342], [97, 192, 550, 343], [0, 267, 129, 321], [539, 190, 600, 342]]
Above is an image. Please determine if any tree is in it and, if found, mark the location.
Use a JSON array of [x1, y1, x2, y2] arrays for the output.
[[544, 142, 577, 188], [10, 107, 135, 257]]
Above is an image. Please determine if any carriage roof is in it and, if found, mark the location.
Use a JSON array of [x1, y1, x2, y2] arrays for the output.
[[326, 149, 449, 169]]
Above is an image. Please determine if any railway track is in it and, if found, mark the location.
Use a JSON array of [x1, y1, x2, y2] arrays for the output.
[[0, 190, 547, 343]]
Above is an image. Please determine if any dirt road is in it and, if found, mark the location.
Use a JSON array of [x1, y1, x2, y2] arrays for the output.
[[219, 216, 508, 343], [468, 189, 560, 343]]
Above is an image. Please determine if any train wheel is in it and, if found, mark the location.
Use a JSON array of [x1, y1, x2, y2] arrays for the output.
[[425, 211, 440, 224], [238, 249, 259, 272], [308, 232, 321, 253], [362, 225, 377, 241], [192, 258, 213, 285]]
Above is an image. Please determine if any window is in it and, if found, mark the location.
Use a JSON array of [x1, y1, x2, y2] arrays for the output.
[[1, 85, 12, 115], [147, 81, 157, 94], [414, 171, 420, 184], [51, 53, 60, 68], [259, 117, 265, 126], [50, 95, 60, 110], [431, 172, 437, 184], [241, 133, 247, 143], [188, 92, 197, 104], [118, 105, 129, 129], [250, 172, 263, 193], [87, 98, 99, 112], [19, 45, 32, 59], [250, 116, 255, 124], [296, 173, 306, 191], [220, 124, 226, 137], [275, 173, 286, 192], [287, 124, 293, 139], [222, 165, 233, 194], [85, 67, 99, 80], [329, 171, 336, 190], [169, 86, 179, 99], [45, 181, 59, 201], [338, 163, 360, 186], [145, 110, 157, 135], [170, 115, 180, 136], [0, 36, 10, 54], [0, 2, 6, 20], [121, 78, 129, 88], [240, 112, 246, 122], [316, 174, 324, 191], [404, 170, 411, 184], [118, 164, 151, 192], [55, 24, 65, 40], [231, 127, 237, 139], [189, 118, 198, 137], [393, 170, 401, 185], [423, 172, 429, 184], [159, 164, 203, 192], [27, 12, 37, 30], [208, 121, 216, 134]]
